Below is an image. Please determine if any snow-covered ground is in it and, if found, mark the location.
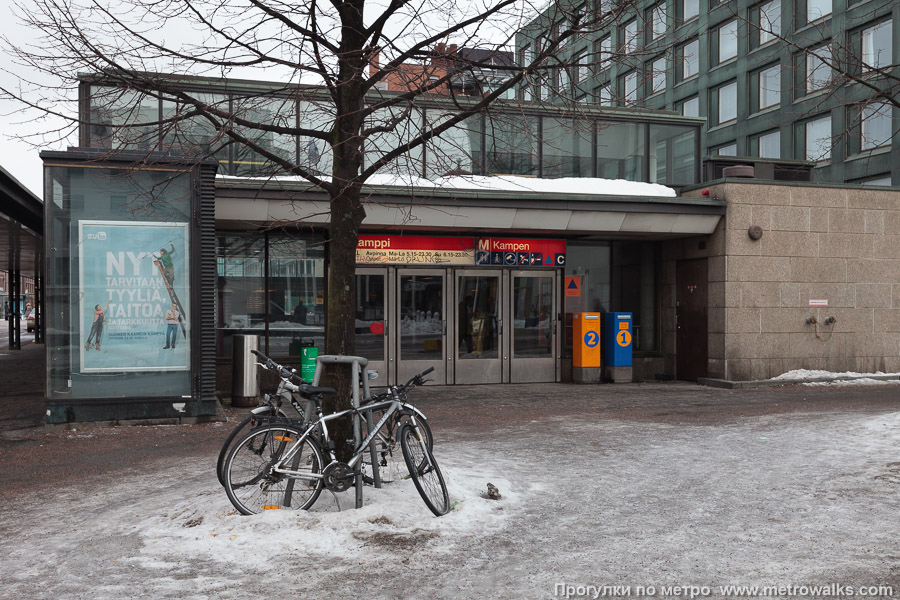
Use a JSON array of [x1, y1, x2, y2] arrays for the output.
[[2, 409, 899, 598]]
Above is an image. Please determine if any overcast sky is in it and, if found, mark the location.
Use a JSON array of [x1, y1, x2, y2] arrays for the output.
[[0, 0, 536, 199]]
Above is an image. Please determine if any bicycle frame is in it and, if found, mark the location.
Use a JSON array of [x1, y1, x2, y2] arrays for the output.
[[271, 396, 429, 482]]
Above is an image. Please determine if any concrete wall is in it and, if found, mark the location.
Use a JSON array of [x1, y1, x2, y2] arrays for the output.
[[676, 181, 900, 381]]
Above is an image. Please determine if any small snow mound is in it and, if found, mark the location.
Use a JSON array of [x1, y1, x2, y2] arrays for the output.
[[771, 369, 900, 381], [802, 378, 900, 387]]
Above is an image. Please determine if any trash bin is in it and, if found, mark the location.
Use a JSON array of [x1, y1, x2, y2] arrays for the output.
[[300, 341, 318, 383], [232, 334, 260, 407]]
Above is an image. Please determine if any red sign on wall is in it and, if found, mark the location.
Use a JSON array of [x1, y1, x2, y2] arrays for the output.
[[356, 235, 475, 265], [475, 238, 567, 267]]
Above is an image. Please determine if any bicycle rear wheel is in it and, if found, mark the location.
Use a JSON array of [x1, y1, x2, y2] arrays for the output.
[[398, 423, 450, 516], [223, 424, 324, 515], [216, 408, 289, 486]]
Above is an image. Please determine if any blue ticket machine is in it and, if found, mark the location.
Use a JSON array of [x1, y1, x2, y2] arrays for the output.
[[602, 312, 633, 383]]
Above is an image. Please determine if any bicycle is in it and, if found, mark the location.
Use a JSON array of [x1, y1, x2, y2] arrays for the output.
[[217, 350, 433, 487], [222, 365, 450, 517]]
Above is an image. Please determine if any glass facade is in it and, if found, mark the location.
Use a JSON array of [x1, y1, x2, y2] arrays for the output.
[[86, 83, 700, 186], [216, 232, 325, 358], [45, 165, 194, 399]]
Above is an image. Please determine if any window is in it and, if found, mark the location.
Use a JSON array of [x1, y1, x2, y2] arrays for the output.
[[758, 64, 780, 110], [576, 49, 590, 82], [804, 115, 832, 161], [623, 20, 638, 54], [623, 71, 639, 105], [807, 0, 831, 22], [862, 21, 892, 70], [598, 0, 612, 15], [651, 57, 667, 94], [598, 85, 614, 106], [680, 96, 700, 117], [861, 102, 892, 150], [715, 143, 738, 156], [680, 39, 700, 80], [596, 36, 612, 72], [559, 66, 570, 95], [716, 20, 739, 64], [756, 130, 781, 158], [806, 44, 832, 93], [716, 81, 738, 124], [648, 4, 667, 40], [758, 0, 781, 45], [682, 0, 699, 22]]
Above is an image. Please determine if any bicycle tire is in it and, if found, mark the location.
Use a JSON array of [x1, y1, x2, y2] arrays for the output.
[[398, 423, 450, 516], [360, 412, 433, 485], [223, 423, 324, 515], [216, 408, 289, 486]]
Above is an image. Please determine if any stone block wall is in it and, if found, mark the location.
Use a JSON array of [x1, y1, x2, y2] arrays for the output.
[[675, 181, 900, 381]]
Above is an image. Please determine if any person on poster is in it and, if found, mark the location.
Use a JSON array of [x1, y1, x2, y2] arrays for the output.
[[163, 303, 180, 349], [85, 301, 111, 351], [153, 242, 177, 287]]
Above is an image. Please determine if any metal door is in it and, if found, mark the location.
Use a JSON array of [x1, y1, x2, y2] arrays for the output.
[[396, 269, 448, 384], [355, 268, 391, 384], [453, 269, 503, 384], [508, 270, 559, 383], [676, 258, 708, 381]]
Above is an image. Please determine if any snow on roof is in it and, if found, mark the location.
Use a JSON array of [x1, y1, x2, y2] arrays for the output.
[[218, 173, 677, 198]]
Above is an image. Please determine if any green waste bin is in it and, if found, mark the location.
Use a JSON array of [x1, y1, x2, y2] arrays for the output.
[[300, 344, 318, 382]]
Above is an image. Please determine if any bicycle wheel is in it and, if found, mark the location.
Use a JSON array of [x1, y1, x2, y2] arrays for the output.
[[217, 409, 285, 486], [224, 424, 324, 515], [398, 423, 450, 516], [360, 412, 433, 485]]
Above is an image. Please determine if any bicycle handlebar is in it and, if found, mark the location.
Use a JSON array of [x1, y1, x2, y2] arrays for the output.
[[251, 348, 306, 386]]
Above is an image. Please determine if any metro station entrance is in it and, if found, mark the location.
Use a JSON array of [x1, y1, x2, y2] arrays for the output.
[[355, 264, 561, 386]]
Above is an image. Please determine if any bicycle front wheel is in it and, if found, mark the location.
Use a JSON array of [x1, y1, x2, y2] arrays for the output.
[[398, 423, 450, 516], [223, 424, 324, 515], [361, 412, 433, 485]]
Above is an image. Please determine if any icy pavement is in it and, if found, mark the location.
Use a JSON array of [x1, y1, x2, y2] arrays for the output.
[[1, 409, 899, 599]]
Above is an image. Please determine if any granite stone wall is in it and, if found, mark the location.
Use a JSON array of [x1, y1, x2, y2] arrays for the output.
[[670, 182, 900, 381]]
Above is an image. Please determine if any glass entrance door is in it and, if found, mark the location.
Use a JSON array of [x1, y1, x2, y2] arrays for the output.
[[454, 270, 502, 384], [508, 271, 559, 383], [397, 269, 447, 384], [355, 268, 390, 383]]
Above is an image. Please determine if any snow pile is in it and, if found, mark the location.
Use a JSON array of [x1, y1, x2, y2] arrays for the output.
[[135, 453, 518, 570], [431, 175, 677, 197], [218, 173, 677, 198], [771, 369, 900, 381], [802, 378, 900, 387]]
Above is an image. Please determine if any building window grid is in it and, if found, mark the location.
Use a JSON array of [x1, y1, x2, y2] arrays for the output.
[[681, 39, 700, 81], [716, 81, 738, 124], [862, 20, 892, 71], [861, 102, 892, 151], [806, 44, 833, 93], [682, 0, 699, 23], [623, 20, 639, 54], [758, 0, 781, 45], [717, 20, 739, 64], [756, 129, 781, 158], [758, 64, 781, 111], [804, 114, 832, 161], [650, 57, 667, 94], [807, 0, 832, 23]]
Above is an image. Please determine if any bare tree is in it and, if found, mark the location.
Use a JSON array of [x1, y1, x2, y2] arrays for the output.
[[1, 0, 640, 450]]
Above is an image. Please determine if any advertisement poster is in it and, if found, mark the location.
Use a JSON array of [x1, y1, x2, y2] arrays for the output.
[[79, 220, 190, 373]]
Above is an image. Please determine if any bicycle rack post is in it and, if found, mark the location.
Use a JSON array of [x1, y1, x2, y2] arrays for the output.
[[311, 354, 376, 509]]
